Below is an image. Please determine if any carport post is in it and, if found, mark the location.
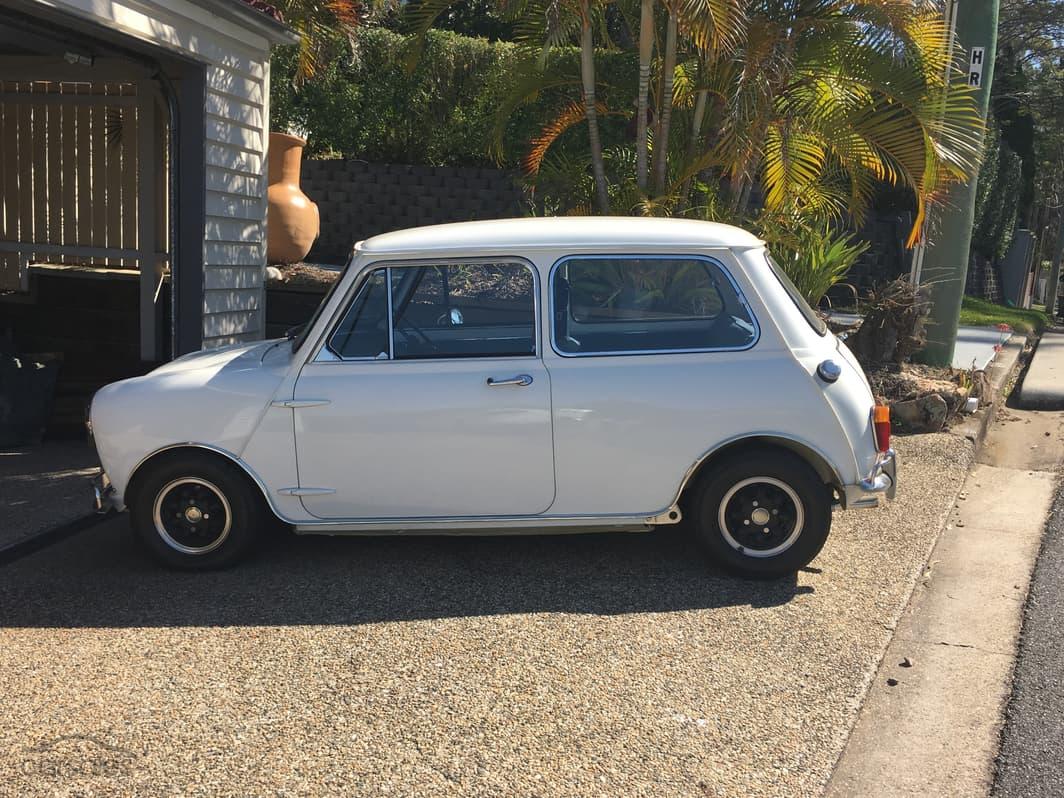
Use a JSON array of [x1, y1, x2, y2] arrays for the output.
[[137, 81, 157, 361]]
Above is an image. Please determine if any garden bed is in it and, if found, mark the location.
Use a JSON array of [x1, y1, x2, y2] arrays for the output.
[[864, 362, 979, 434], [266, 262, 339, 292]]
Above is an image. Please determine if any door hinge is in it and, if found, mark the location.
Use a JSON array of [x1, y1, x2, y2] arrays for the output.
[[271, 399, 332, 409], [277, 487, 336, 496]]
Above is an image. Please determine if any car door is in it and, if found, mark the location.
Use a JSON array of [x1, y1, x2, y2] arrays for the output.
[[292, 259, 555, 520]]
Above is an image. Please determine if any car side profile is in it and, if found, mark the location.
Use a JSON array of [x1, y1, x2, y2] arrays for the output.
[[89, 217, 895, 578]]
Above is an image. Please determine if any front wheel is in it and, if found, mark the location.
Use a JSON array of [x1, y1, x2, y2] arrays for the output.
[[690, 449, 832, 579], [129, 454, 264, 569]]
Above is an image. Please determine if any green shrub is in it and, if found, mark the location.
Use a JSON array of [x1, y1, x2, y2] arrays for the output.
[[767, 223, 869, 308], [270, 28, 637, 169]]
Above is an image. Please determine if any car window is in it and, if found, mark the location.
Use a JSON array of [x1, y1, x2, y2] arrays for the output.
[[326, 269, 390, 359], [552, 256, 757, 355], [391, 262, 536, 359], [765, 254, 828, 336]]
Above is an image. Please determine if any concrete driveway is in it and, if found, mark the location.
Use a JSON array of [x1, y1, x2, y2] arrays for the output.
[[0, 434, 971, 798]]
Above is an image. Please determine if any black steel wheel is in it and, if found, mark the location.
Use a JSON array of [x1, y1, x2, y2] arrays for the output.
[[691, 448, 831, 578], [129, 452, 264, 569]]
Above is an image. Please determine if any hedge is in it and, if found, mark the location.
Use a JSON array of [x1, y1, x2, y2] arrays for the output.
[[270, 28, 638, 169]]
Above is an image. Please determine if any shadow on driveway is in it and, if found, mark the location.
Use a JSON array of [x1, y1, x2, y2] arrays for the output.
[[0, 516, 810, 628]]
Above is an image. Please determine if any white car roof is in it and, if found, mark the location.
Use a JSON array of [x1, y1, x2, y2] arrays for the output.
[[358, 217, 764, 255]]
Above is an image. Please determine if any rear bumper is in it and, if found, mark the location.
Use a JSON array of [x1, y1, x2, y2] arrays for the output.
[[842, 449, 897, 509]]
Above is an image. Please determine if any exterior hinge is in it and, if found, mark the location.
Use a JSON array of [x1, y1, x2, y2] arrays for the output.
[[271, 399, 331, 409], [277, 487, 336, 496]]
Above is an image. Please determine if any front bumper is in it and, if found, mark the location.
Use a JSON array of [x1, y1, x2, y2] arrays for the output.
[[92, 471, 120, 514], [842, 449, 897, 509]]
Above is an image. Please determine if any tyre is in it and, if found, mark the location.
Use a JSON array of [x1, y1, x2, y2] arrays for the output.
[[128, 453, 265, 569], [689, 448, 832, 579]]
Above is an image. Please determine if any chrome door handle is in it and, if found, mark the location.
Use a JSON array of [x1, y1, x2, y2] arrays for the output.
[[486, 374, 533, 387]]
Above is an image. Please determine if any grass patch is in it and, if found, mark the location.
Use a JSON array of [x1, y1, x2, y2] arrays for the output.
[[959, 296, 1048, 336]]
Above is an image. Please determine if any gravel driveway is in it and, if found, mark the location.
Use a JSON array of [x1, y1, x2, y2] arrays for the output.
[[0, 434, 971, 797]]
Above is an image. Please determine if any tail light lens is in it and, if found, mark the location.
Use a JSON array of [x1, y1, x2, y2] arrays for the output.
[[873, 405, 891, 453]]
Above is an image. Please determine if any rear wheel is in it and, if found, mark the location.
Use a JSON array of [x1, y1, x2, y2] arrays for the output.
[[129, 454, 264, 569], [690, 449, 832, 579]]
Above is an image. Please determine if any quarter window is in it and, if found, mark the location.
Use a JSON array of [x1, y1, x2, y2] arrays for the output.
[[326, 261, 536, 361], [327, 269, 389, 359], [552, 256, 757, 355]]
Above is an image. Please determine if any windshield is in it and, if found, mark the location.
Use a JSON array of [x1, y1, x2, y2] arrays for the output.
[[765, 253, 828, 336], [292, 264, 348, 353]]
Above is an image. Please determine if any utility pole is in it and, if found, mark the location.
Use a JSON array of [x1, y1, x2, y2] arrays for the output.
[[917, 0, 1001, 366]]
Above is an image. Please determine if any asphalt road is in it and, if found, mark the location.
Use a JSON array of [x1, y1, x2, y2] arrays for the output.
[[0, 434, 971, 798], [993, 478, 1064, 797]]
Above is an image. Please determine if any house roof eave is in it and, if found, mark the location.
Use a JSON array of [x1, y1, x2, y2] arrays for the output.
[[183, 0, 300, 47]]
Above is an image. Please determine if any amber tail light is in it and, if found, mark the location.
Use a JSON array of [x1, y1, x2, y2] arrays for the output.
[[873, 405, 891, 453]]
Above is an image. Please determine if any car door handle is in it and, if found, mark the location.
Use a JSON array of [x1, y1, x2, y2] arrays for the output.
[[486, 374, 533, 387]]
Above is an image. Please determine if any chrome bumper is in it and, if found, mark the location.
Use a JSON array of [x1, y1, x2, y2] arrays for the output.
[[843, 449, 897, 509], [92, 471, 118, 514]]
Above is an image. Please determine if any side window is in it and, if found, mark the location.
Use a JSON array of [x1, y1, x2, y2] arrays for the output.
[[552, 256, 757, 355], [327, 269, 390, 359], [390, 262, 535, 359]]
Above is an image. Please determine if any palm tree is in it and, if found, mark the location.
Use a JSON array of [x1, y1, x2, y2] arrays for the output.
[[521, 0, 980, 248], [270, 0, 370, 86], [578, 0, 611, 211], [635, 0, 655, 190]]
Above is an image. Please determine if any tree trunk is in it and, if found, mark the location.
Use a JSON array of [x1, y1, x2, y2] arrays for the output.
[[635, 0, 654, 191], [580, 14, 610, 213], [676, 88, 708, 210], [651, 8, 678, 195]]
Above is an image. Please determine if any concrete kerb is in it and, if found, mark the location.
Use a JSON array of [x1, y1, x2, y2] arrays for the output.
[[952, 336, 1027, 456]]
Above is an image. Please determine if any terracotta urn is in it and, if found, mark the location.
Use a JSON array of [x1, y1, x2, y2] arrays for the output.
[[266, 132, 319, 264]]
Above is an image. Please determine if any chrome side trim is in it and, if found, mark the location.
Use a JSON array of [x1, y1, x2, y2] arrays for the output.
[[127, 443, 282, 519], [294, 523, 653, 536], [668, 433, 846, 510], [277, 487, 336, 496], [271, 399, 332, 408]]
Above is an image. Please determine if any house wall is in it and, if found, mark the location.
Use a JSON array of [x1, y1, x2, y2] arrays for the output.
[[40, 0, 277, 348]]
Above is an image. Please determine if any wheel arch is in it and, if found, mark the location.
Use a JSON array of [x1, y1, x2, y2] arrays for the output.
[[125, 443, 280, 519], [675, 435, 844, 512]]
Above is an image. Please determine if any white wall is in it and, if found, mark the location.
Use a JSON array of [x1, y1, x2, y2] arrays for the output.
[[38, 0, 281, 348]]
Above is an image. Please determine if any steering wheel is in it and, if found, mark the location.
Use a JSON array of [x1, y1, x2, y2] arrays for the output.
[[396, 316, 440, 353]]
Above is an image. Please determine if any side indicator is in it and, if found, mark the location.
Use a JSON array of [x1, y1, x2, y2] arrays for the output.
[[874, 405, 891, 453]]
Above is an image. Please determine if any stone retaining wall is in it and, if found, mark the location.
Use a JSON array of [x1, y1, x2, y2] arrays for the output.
[[301, 160, 527, 265]]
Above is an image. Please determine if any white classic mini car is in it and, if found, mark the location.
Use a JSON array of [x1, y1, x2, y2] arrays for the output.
[[89, 217, 895, 577]]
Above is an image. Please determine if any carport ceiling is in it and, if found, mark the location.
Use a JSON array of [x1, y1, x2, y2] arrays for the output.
[[0, 7, 134, 58]]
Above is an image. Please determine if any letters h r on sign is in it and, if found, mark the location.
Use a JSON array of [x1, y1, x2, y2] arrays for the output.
[[969, 46, 985, 87]]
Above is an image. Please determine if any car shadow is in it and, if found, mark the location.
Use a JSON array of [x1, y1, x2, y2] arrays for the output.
[[0, 517, 813, 628]]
